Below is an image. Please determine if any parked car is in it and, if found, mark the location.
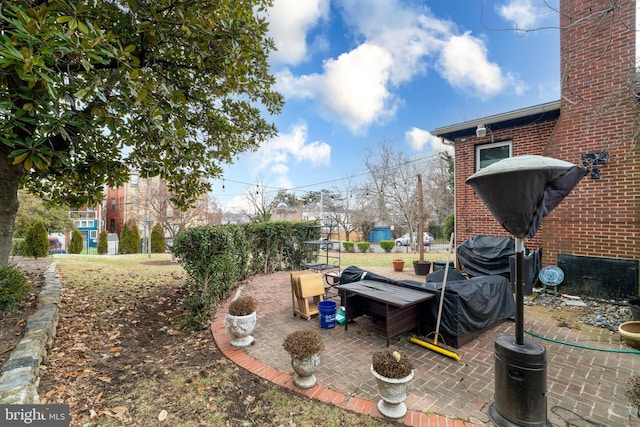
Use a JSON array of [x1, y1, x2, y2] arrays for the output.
[[395, 232, 434, 247], [48, 238, 65, 254]]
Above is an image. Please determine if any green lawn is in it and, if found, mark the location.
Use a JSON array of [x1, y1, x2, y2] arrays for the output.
[[333, 248, 452, 267]]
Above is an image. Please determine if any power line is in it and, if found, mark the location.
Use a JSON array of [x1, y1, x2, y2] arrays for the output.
[[217, 152, 441, 196]]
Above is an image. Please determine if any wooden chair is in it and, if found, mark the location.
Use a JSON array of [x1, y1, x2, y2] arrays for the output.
[[291, 272, 325, 320]]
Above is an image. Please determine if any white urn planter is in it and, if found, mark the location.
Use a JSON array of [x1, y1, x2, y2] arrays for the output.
[[291, 353, 320, 388], [224, 311, 256, 348], [371, 365, 414, 418]]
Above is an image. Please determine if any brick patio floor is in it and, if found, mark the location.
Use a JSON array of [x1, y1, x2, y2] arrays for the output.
[[211, 267, 640, 426]]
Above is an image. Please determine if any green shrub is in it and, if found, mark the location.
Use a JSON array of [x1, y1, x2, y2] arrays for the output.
[[342, 241, 354, 252], [151, 223, 166, 253], [12, 238, 27, 256], [98, 230, 108, 254], [119, 219, 141, 254], [0, 266, 30, 313], [24, 221, 49, 259], [356, 241, 370, 253], [68, 229, 84, 254], [379, 240, 395, 252], [174, 222, 315, 329]]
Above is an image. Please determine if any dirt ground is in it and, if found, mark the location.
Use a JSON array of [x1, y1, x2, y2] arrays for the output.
[[2, 257, 393, 427], [0, 257, 50, 364]]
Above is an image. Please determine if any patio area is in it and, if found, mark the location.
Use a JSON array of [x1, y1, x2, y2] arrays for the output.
[[211, 267, 640, 426]]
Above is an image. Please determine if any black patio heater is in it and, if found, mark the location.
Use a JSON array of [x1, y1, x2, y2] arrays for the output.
[[466, 155, 587, 427]]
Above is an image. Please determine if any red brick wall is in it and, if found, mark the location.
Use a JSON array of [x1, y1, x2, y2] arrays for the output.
[[545, 0, 639, 266], [454, 0, 639, 268], [454, 119, 557, 252]]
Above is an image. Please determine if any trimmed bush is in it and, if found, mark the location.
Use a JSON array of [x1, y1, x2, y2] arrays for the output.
[[12, 238, 27, 256], [356, 241, 370, 253], [98, 230, 108, 254], [68, 229, 84, 254], [379, 240, 395, 252], [119, 219, 141, 254], [24, 221, 49, 259], [342, 241, 354, 252], [151, 223, 166, 253], [173, 221, 315, 329], [0, 266, 30, 313]]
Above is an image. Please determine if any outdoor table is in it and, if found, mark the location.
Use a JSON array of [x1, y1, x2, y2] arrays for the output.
[[340, 280, 434, 346]]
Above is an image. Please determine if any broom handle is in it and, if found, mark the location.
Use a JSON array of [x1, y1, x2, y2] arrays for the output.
[[433, 232, 455, 345]]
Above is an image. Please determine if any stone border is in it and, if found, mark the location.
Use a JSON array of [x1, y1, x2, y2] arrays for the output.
[[0, 263, 60, 404]]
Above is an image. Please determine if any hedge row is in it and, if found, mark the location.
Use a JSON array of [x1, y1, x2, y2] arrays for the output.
[[172, 221, 320, 329]]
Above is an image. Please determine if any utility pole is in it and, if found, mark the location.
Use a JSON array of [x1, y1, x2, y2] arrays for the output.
[[417, 174, 425, 262]]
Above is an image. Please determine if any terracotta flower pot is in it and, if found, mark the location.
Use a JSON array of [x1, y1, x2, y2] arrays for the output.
[[392, 259, 405, 272], [619, 321, 640, 349]]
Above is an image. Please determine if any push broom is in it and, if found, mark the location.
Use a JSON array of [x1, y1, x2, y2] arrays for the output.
[[410, 233, 461, 361]]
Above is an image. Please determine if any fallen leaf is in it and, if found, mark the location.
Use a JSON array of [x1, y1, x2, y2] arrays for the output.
[[97, 376, 112, 383], [112, 406, 128, 419], [158, 409, 168, 422]]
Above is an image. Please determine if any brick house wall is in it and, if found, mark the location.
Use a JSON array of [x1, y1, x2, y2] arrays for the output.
[[454, 118, 558, 251], [543, 0, 639, 266], [437, 0, 639, 298]]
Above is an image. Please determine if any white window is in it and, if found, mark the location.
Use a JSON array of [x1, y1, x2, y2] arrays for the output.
[[476, 140, 512, 171], [90, 230, 97, 239], [74, 219, 96, 228]]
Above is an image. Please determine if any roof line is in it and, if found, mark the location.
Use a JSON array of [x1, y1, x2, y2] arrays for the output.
[[432, 100, 561, 137]]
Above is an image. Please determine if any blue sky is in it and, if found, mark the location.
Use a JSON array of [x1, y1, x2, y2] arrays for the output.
[[215, 0, 560, 212]]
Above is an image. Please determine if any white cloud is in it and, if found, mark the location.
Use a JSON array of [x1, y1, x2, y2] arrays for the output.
[[437, 32, 526, 99], [268, 0, 525, 134], [497, 0, 553, 31], [266, 0, 329, 65], [277, 44, 397, 134], [321, 44, 397, 133], [405, 127, 453, 154], [254, 122, 331, 172]]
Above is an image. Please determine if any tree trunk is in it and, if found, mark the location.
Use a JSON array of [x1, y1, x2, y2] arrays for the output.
[[0, 150, 24, 267]]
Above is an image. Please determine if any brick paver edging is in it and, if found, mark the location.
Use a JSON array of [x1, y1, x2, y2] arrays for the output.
[[211, 293, 485, 427]]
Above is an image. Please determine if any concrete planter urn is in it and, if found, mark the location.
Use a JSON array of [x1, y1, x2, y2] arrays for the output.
[[224, 295, 257, 348], [371, 365, 414, 418], [224, 311, 256, 348], [371, 347, 414, 418], [283, 329, 325, 389], [290, 353, 321, 388]]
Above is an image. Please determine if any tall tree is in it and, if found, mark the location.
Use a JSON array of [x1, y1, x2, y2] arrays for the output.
[[131, 177, 221, 252], [13, 191, 73, 238], [0, 0, 283, 267]]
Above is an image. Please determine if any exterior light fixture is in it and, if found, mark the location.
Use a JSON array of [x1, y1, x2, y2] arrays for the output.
[[476, 124, 487, 138]]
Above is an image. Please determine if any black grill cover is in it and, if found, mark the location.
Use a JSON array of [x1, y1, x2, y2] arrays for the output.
[[457, 235, 514, 278], [421, 275, 515, 338]]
